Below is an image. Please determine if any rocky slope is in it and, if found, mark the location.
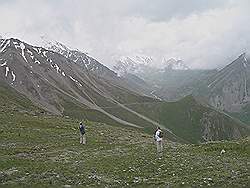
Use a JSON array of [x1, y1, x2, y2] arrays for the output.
[[0, 38, 249, 143], [194, 53, 250, 124], [0, 38, 162, 129], [41, 38, 155, 98], [41, 37, 118, 79], [198, 53, 250, 111]]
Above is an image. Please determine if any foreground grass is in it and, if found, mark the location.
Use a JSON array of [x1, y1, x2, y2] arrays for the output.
[[0, 112, 249, 187]]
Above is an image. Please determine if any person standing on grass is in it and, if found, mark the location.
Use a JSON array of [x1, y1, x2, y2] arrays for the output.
[[79, 121, 86, 144], [154, 127, 163, 156]]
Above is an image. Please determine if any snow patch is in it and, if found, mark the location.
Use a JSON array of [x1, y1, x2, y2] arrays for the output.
[[54, 64, 60, 73], [69, 76, 82, 86], [13, 42, 19, 49], [150, 90, 162, 101], [34, 59, 41, 64], [33, 47, 39, 53], [11, 71, 16, 82], [5, 66, 9, 77], [20, 43, 28, 63], [27, 49, 33, 55], [0, 62, 7, 67], [69, 76, 76, 82], [42, 51, 47, 57], [50, 62, 61, 73]]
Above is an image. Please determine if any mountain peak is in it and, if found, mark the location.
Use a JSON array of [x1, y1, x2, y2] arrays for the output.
[[113, 55, 154, 76], [163, 58, 189, 70], [238, 52, 246, 58], [39, 36, 73, 58]]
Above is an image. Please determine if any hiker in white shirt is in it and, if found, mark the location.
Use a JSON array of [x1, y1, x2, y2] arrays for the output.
[[154, 127, 163, 156]]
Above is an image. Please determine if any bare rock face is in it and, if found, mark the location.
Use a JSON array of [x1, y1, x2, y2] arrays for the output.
[[200, 111, 242, 141], [204, 53, 250, 113]]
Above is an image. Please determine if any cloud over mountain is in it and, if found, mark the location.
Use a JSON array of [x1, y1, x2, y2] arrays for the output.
[[0, 0, 249, 69]]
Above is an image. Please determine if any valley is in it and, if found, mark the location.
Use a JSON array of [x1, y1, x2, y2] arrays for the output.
[[0, 37, 249, 187]]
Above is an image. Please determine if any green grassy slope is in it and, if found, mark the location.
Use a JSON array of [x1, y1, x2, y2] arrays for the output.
[[230, 104, 250, 125], [0, 82, 42, 114], [0, 111, 249, 187], [125, 96, 250, 143], [1, 82, 249, 144], [0, 82, 156, 132]]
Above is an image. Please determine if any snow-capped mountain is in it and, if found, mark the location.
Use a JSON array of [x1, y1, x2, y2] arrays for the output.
[[0, 37, 168, 130], [40, 36, 117, 79], [113, 55, 154, 76], [163, 58, 189, 71], [1, 37, 249, 142], [113, 55, 190, 76]]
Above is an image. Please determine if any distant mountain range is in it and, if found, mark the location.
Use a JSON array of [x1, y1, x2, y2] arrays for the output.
[[0, 37, 249, 143], [113, 55, 189, 76], [114, 50, 250, 125]]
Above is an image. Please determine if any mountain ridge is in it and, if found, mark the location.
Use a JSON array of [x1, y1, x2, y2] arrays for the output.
[[0, 37, 249, 143]]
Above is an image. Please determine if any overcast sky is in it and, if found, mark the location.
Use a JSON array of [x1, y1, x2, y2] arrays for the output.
[[0, 0, 250, 69]]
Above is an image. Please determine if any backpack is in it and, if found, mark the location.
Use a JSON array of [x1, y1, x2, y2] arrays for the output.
[[153, 131, 157, 141], [159, 131, 163, 138], [80, 124, 85, 134]]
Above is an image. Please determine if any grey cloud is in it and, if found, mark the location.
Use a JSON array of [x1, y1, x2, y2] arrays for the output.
[[126, 0, 229, 21], [0, 0, 249, 69]]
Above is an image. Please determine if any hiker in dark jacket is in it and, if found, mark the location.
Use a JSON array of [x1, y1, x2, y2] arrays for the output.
[[79, 121, 86, 144]]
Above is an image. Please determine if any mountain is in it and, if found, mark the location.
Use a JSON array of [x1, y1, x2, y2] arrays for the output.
[[0, 38, 249, 143], [123, 95, 249, 143], [40, 36, 118, 79], [0, 38, 161, 129], [113, 55, 215, 101], [195, 53, 250, 124], [132, 66, 217, 101], [113, 55, 154, 76], [41, 37, 155, 98], [113, 55, 189, 76], [163, 58, 189, 71]]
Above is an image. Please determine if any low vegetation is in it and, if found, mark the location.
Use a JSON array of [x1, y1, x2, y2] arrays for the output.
[[0, 83, 249, 187], [0, 110, 249, 187]]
